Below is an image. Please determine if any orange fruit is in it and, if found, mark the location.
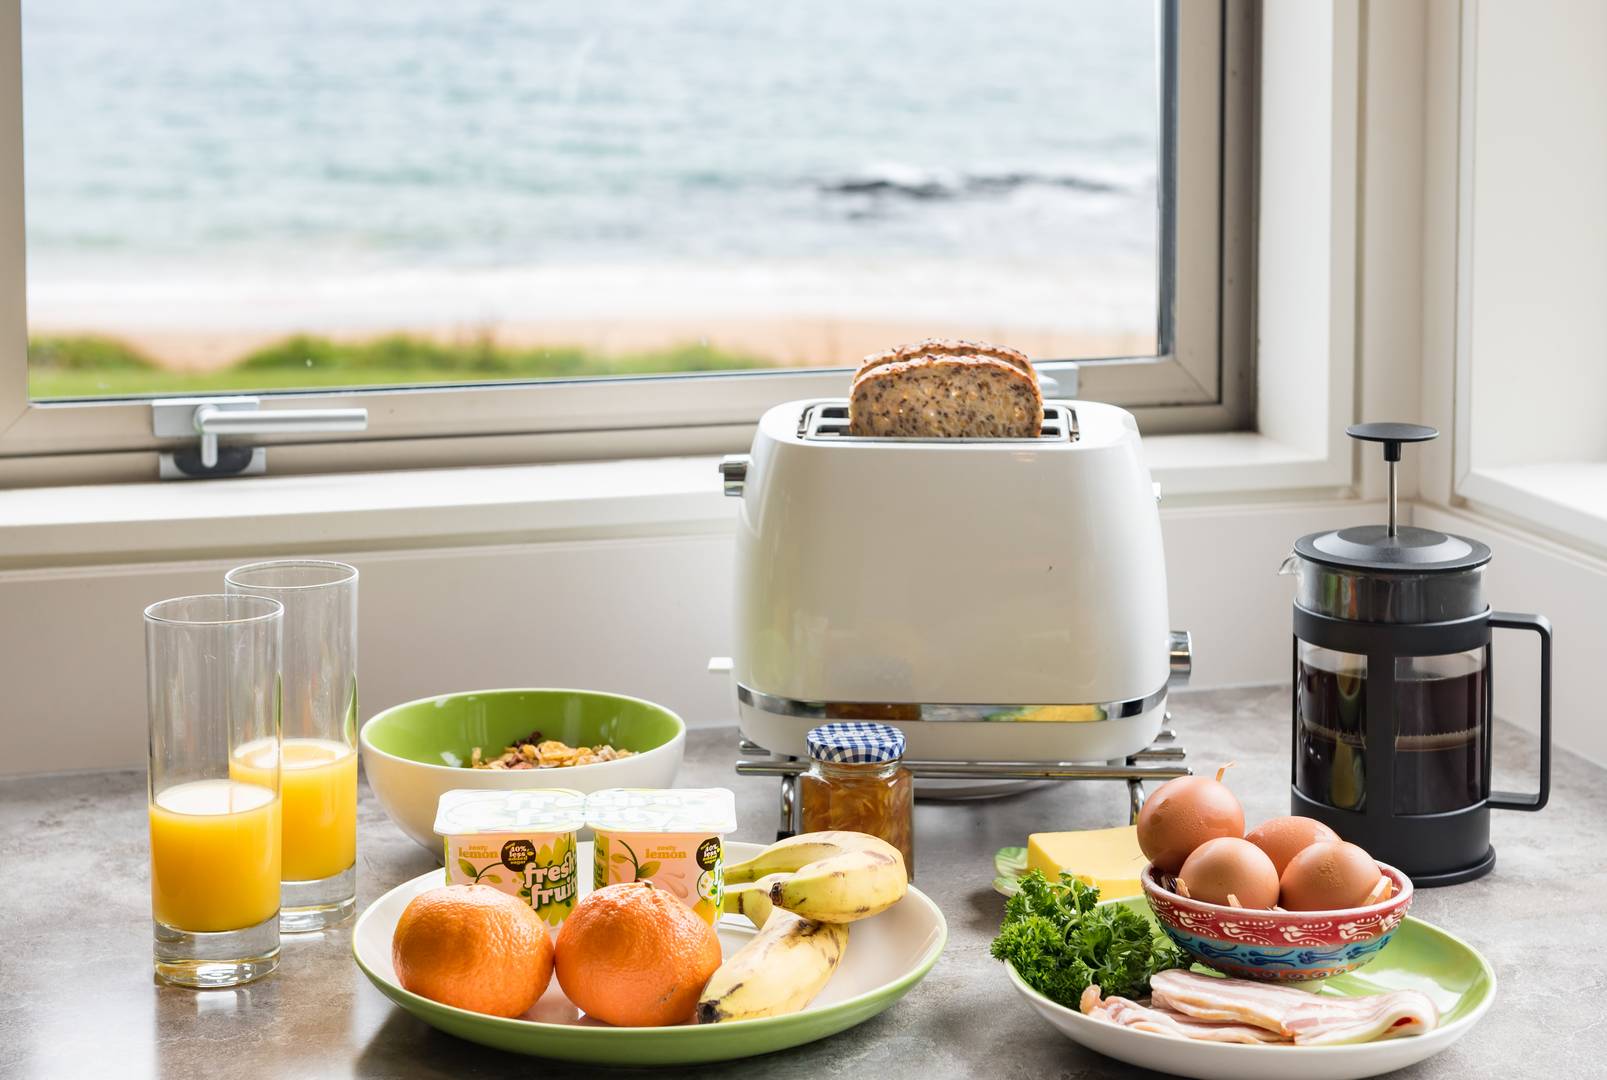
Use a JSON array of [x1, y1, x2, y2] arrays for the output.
[[554, 880, 722, 1026], [392, 884, 554, 1018]]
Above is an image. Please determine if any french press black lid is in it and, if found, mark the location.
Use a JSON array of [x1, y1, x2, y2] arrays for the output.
[[1284, 424, 1552, 886]]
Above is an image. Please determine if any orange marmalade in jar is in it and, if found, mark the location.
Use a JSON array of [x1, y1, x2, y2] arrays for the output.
[[799, 722, 914, 879]]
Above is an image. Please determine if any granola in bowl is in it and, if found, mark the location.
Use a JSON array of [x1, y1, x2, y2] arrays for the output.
[[469, 729, 637, 770]]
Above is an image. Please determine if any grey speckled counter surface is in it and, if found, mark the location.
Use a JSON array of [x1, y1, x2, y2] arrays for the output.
[[3, 686, 1603, 1079]]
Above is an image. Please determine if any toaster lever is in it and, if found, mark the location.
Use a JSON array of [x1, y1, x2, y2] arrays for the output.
[[1168, 630, 1193, 687], [719, 454, 750, 497]]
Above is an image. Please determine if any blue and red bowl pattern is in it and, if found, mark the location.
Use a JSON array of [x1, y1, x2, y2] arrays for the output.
[[1141, 862, 1414, 982]]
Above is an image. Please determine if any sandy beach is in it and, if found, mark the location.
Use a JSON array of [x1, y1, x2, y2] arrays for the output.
[[27, 315, 1154, 372], [26, 256, 1157, 375]]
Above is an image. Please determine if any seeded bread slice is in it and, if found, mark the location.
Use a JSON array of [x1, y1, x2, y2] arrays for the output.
[[848, 354, 1044, 437], [856, 338, 1036, 383]]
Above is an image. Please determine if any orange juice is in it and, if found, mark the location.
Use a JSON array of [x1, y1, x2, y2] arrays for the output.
[[232, 738, 357, 882], [150, 780, 281, 932]]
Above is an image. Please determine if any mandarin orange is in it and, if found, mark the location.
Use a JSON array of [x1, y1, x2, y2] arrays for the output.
[[554, 880, 722, 1027], [392, 884, 554, 1018]]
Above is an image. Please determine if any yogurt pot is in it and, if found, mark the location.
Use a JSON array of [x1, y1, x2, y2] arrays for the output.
[[586, 788, 739, 923], [434, 788, 587, 932]]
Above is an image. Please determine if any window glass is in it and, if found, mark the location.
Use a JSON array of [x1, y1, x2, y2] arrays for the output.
[[22, 0, 1160, 400]]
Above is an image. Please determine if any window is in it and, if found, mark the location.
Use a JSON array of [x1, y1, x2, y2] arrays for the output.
[[0, 0, 1253, 480]]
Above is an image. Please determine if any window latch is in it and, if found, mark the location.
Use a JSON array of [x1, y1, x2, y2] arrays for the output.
[[152, 397, 369, 479]]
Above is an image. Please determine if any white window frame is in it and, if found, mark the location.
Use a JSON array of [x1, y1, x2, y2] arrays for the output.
[[1442, 0, 1607, 556], [0, 0, 1254, 484]]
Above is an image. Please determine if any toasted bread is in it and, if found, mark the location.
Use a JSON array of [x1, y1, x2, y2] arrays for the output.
[[848, 354, 1043, 437], [855, 338, 1036, 383]]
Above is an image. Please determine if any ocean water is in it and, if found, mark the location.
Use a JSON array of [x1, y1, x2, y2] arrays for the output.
[[21, 0, 1160, 338]]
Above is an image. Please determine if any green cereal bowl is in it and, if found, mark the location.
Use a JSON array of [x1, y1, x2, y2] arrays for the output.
[[360, 688, 686, 856]]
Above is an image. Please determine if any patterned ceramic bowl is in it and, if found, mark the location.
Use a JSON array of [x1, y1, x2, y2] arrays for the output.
[[1141, 861, 1414, 982]]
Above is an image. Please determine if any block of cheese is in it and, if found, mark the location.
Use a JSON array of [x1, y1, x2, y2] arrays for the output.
[[1026, 824, 1150, 899]]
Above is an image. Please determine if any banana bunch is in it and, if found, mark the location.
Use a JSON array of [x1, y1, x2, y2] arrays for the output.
[[725, 830, 908, 923], [696, 876, 848, 1023], [697, 832, 910, 1024]]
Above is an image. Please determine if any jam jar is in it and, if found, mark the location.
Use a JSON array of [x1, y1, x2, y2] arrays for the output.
[[798, 722, 914, 879]]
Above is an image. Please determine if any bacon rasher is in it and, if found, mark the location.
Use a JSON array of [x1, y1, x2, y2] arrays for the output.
[[1148, 969, 1439, 1045], [1282, 994, 1439, 1046], [1078, 985, 1289, 1044]]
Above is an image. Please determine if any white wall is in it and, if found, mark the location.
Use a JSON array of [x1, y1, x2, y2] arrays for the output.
[[1416, 0, 1462, 508], [1417, 504, 1604, 769], [9, 491, 1594, 777], [1356, 0, 1426, 501], [0, 535, 737, 776], [1255, 0, 1355, 476], [0, 500, 1380, 776]]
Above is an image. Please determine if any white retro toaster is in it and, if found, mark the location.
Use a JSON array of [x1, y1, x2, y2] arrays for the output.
[[719, 397, 1191, 764]]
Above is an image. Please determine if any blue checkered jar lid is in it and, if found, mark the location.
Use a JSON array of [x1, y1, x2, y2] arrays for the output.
[[805, 722, 907, 764]]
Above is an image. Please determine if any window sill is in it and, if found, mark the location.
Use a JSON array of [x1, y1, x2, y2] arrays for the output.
[[0, 429, 1354, 570], [1459, 462, 1607, 555], [1146, 431, 1350, 498], [0, 456, 735, 569]]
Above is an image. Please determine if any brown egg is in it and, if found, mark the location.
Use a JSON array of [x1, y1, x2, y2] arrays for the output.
[[1175, 837, 1280, 908], [1245, 816, 1340, 876], [1279, 841, 1383, 911], [1136, 773, 1246, 873]]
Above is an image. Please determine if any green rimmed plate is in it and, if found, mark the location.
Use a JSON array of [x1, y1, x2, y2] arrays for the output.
[[1006, 896, 1496, 1080], [353, 841, 946, 1065]]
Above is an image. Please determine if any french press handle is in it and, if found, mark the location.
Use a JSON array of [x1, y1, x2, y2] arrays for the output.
[[1487, 612, 1552, 812]]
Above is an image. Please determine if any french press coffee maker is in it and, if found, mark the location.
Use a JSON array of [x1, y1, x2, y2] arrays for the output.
[[1281, 423, 1552, 885]]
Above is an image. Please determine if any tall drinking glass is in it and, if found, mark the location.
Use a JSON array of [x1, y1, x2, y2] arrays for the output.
[[146, 594, 283, 988], [225, 560, 359, 932]]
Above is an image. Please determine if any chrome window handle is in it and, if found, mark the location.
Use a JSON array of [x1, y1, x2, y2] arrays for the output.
[[192, 404, 368, 466], [153, 396, 370, 475]]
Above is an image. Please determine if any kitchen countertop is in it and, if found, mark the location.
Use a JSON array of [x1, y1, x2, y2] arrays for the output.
[[3, 685, 1603, 1080]]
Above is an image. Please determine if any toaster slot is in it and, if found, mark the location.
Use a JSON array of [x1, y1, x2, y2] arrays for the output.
[[806, 403, 853, 439], [802, 402, 1077, 443]]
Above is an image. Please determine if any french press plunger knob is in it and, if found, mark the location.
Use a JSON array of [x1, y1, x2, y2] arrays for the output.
[[1345, 422, 1437, 537]]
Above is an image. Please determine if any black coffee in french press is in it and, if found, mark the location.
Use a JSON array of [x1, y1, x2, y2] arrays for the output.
[[1282, 423, 1553, 885]]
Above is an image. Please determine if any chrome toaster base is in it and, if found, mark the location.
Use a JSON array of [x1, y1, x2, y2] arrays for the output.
[[734, 719, 1190, 840]]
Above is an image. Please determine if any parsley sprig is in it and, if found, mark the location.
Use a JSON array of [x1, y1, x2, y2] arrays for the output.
[[990, 870, 1183, 1005]]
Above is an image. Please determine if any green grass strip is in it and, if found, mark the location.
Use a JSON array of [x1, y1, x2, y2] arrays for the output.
[[27, 333, 775, 399]]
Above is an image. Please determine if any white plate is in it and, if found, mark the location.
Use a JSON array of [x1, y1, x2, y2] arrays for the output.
[[353, 840, 948, 1065], [915, 777, 1053, 800], [1004, 962, 1496, 1080]]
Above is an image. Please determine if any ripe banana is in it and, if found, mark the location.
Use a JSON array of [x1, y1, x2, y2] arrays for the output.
[[698, 878, 848, 1023], [767, 845, 907, 923], [721, 876, 781, 928], [723, 830, 900, 884]]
